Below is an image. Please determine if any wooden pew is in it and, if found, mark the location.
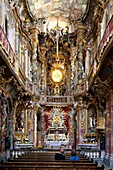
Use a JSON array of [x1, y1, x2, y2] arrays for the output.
[[10, 157, 91, 162], [10, 160, 93, 164], [2, 151, 103, 170], [1, 161, 97, 166], [12, 152, 87, 161], [0, 159, 104, 170], [0, 165, 105, 170]]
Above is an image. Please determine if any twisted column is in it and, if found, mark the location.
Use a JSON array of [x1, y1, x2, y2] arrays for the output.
[[76, 24, 86, 84], [29, 25, 39, 83]]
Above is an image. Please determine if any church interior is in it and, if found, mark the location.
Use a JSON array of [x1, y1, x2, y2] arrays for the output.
[[0, 0, 113, 169]]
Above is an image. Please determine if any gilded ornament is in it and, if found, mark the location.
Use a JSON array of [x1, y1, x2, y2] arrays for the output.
[[51, 68, 63, 83]]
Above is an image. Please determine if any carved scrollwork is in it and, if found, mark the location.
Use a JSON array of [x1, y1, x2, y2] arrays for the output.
[[90, 76, 111, 114], [98, 0, 109, 8]]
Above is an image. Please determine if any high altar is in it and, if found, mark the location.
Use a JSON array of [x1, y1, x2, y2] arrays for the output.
[[43, 107, 71, 149]]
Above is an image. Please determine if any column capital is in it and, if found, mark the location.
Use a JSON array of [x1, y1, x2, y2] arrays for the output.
[[76, 24, 86, 34], [76, 24, 86, 42], [29, 25, 40, 35]]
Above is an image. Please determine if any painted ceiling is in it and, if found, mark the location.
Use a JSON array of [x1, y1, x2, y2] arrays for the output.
[[27, 0, 88, 32]]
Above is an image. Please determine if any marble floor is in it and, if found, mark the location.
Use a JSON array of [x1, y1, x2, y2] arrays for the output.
[[94, 158, 112, 170], [103, 164, 112, 170], [98, 162, 113, 170]]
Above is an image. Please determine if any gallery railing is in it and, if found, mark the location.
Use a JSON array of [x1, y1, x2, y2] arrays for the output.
[[0, 26, 15, 68], [97, 15, 113, 64]]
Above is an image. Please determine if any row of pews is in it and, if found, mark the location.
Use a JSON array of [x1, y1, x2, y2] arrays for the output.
[[0, 150, 105, 170]]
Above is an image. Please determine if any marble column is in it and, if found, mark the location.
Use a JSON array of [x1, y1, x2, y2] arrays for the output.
[[105, 91, 113, 167], [76, 97, 86, 146], [15, 22, 19, 74], [21, 38, 25, 71], [34, 109, 37, 148], [29, 25, 39, 83], [70, 56, 75, 95], [40, 60, 45, 95], [39, 49, 47, 95], [70, 44, 77, 95], [76, 24, 86, 84]]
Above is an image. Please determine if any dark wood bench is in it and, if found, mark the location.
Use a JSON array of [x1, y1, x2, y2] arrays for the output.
[[4, 151, 102, 170], [1, 161, 97, 166], [12, 157, 88, 161], [0, 165, 105, 170], [12, 153, 88, 162], [0, 159, 104, 170]]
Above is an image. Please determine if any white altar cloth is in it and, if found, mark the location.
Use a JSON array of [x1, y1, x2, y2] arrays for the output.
[[46, 141, 69, 147]]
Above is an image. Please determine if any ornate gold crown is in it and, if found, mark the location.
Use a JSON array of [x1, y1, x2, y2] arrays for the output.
[[52, 61, 64, 69]]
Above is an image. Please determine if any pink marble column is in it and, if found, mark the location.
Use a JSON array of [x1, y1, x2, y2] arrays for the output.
[[109, 93, 113, 155], [105, 97, 110, 155], [105, 92, 113, 167]]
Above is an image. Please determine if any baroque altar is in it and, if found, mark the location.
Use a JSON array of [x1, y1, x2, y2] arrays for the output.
[[44, 107, 70, 149]]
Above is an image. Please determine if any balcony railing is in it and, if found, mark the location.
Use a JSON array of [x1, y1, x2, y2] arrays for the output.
[[97, 15, 113, 63], [0, 26, 37, 95], [0, 26, 15, 68]]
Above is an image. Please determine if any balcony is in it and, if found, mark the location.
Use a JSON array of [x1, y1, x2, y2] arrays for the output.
[[0, 26, 35, 95], [97, 16, 113, 64], [0, 26, 15, 68]]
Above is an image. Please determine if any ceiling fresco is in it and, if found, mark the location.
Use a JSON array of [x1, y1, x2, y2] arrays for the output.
[[28, 0, 88, 19], [27, 0, 88, 32]]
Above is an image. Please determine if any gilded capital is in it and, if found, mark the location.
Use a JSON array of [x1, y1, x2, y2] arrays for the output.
[[76, 24, 86, 35]]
